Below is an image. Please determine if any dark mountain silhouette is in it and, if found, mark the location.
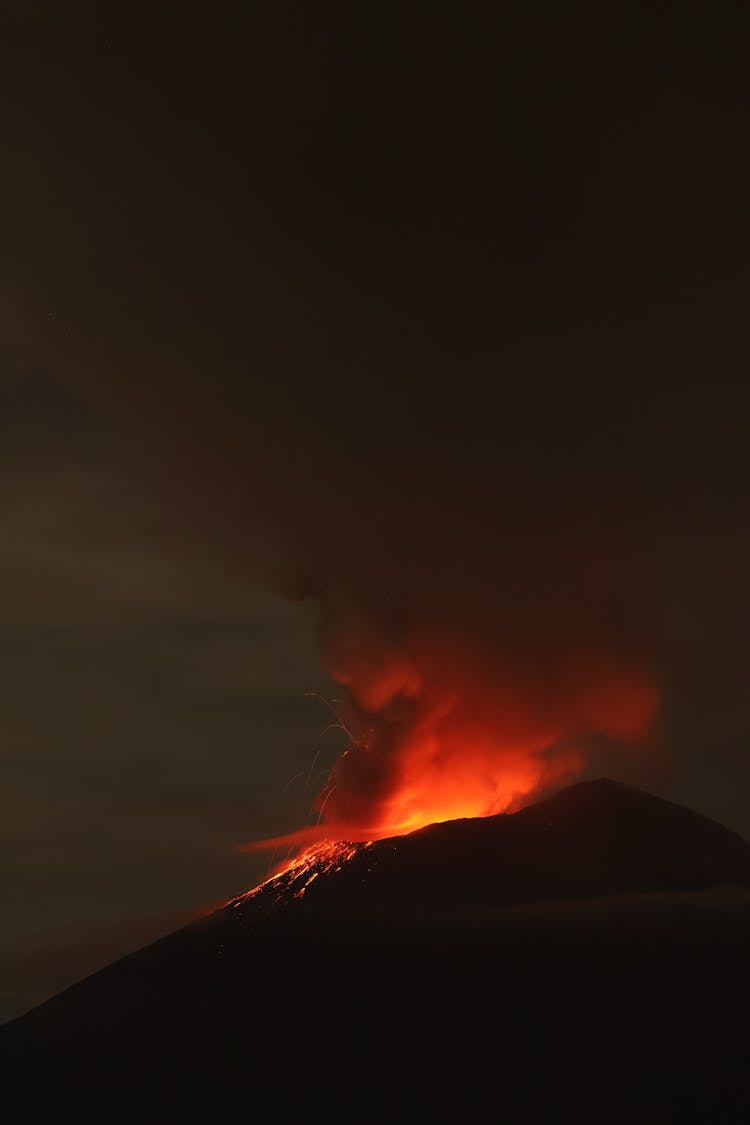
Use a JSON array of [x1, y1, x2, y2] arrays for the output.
[[4, 779, 750, 1122], [235, 777, 750, 916]]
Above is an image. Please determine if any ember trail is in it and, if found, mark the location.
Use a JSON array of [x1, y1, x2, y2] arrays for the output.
[[229, 840, 370, 909]]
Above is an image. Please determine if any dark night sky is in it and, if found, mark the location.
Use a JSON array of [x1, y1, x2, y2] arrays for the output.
[[2, 4, 750, 1019]]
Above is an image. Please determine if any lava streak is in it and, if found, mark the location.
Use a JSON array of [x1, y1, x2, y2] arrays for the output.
[[229, 840, 369, 907]]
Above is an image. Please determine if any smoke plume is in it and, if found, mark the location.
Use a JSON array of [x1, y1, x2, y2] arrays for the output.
[[5, 5, 750, 838]]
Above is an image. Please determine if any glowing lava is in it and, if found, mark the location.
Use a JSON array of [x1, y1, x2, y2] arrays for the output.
[[229, 840, 370, 907]]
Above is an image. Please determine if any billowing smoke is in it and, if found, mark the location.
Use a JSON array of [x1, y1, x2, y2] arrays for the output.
[[6, 6, 750, 840], [312, 590, 658, 838]]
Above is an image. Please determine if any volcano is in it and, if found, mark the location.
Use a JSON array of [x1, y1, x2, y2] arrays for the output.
[[5, 779, 750, 1122]]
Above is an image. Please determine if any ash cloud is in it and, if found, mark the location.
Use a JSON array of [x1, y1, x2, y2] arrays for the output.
[[4, 6, 750, 831]]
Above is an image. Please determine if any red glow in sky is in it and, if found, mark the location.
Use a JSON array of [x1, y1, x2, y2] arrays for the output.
[[247, 631, 660, 853]]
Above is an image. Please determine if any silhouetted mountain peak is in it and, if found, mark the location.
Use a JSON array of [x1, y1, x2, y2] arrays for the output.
[[228, 778, 750, 920], [6, 779, 750, 1122]]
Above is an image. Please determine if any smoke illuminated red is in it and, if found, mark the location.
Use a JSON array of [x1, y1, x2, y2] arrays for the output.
[[246, 619, 660, 856]]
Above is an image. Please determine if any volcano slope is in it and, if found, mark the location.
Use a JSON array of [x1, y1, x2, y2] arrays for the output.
[[4, 779, 750, 1122]]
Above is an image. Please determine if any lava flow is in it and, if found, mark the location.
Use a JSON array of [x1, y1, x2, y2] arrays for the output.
[[229, 840, 370, 908]]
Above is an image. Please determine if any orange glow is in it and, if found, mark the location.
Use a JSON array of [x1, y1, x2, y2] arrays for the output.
[[245, 630, 660, 857]]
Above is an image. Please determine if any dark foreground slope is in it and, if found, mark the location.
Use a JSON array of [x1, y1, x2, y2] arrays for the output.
[[4, 780, 750, 1122]]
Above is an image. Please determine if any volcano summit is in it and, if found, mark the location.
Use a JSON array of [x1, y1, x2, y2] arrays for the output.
[[4, 780, 750, 1122]]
